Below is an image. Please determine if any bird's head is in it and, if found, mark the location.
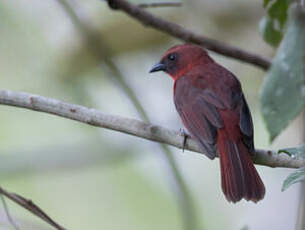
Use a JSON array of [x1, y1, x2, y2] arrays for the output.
[[149, 44, 213, 80]]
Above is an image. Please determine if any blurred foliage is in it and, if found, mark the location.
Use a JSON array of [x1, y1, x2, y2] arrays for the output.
[[279, 144, 305, 191], [259, 0, 291, 47], [282, 166, 305, 191], [55, 1, 199, 229], [0, 0, 302, 230], [2, 160, 188, 230], [260, 4, 305, 141], [240, 225, 249, 230], [0, 140, 138, 178], [259, 16, 283, 47], [56, 10, 176, 80]]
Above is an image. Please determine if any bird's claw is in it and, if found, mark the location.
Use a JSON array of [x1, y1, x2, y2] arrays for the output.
[[179, 128, 189, 152]]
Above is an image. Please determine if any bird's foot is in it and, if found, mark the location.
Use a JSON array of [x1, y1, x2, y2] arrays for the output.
[[179, 128, 189, 152]]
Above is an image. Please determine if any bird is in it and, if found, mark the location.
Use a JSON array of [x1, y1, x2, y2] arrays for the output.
[[149, 44, 265, 203]]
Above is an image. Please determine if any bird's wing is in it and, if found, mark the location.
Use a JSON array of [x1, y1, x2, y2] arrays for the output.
[[209, 64, 255, 154], [202, 63, 255, 155], [239, 94, 254, 154], [174, 77, 224, 159]]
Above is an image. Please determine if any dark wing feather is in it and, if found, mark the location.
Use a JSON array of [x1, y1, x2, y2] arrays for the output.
[[174, 78, 224, 159], [239, 95, 254, 154]]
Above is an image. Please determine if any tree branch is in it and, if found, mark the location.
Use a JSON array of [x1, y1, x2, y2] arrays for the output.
[[0, 89, 303, 168], [138, 2, 182, 8], [0, 186, 66, 230], [105, 0, 272, 70]]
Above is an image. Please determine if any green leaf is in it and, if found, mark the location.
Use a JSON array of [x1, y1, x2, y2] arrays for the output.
[[260, 0, 291, 47], [259, 16, 283, 47], [260, 6, 305, 141], [282, 166, 305, 191], [268, 0, 289, 28], [278, 144, 305, 158]]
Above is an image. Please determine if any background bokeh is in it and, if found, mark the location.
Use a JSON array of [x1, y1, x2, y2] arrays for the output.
[[0, 0, 303, 229]]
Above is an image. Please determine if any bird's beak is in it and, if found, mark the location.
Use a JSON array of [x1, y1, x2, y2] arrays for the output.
[[149, 62, 166, 73]]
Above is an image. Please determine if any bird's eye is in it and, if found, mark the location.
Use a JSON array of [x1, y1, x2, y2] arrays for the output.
[[168, 54, 176, 61]]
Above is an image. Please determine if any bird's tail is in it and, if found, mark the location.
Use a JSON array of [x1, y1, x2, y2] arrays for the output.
[[217, 131, 265, 203]]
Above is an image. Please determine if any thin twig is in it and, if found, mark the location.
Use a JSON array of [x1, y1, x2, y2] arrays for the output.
[[0, 89, 304, 169], [0, 186, 66, 230], [138, 2, 182, 8], [105, 0, 271, 70], [0, 195, 19, 230]]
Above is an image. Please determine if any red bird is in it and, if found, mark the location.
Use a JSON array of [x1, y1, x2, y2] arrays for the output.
[[150, 44, 265, 203]]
